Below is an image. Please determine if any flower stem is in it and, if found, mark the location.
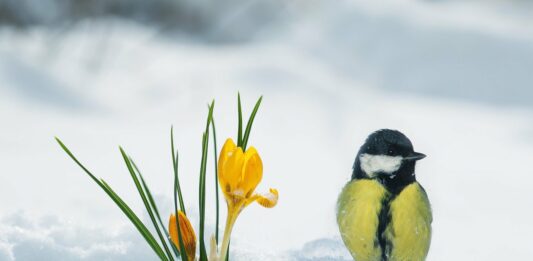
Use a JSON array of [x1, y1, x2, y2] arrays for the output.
[[219, 209, 239, 261]]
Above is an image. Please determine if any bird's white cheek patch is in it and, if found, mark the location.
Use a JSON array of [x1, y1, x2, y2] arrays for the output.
[[360, 154, 403, 177]]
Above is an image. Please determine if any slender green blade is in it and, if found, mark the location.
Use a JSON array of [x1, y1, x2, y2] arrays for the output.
[[55, 138, 168, 260], [241, 96, 263, 150], [120, 148, 174, 260], [198, 132, 208, 261], [55, 137, 101, 184], [199, 101, 214, 261], [171, 127, 186, 215], [132, 159, 180, 258], [237, 93, 243, 147], [100, 180, 169, 261], [171, 150, 190, 261], [210, 117, 220, 243]]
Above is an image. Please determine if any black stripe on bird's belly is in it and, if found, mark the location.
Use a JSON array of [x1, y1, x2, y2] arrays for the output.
[[376, 193, 394, 261], [375, 171, 416, 260]]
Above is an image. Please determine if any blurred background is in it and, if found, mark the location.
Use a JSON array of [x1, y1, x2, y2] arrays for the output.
[[1, 0, 533, 260]]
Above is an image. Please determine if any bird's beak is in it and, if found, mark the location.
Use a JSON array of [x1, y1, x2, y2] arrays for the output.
[[404, 152, 426, 161]]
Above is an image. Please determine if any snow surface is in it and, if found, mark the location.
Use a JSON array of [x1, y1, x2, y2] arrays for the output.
[[1, 1, 533, 260]]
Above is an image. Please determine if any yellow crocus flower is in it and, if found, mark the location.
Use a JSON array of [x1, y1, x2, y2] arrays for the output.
[[217, 138, 278, 260], [169, 211, 197, 261]]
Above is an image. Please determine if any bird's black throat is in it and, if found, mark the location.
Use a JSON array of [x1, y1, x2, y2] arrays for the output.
[[376, 168, 416, 195]]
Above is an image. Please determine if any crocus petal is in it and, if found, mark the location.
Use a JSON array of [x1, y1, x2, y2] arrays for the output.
[[218, 139, 236, 189], [256, 188, 278, 208], [218, 139, 244, 194], [245, 188, 279, 208], [218, 139, 236, 171], [169, 211, 197, 261], [225, 147, 244, 191], [239, 146, 263, 197]]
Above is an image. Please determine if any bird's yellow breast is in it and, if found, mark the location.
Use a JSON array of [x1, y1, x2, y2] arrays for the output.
[[337, 181, 432, 261], [337, 179, 389, 261], [385, 183, 432, 261]]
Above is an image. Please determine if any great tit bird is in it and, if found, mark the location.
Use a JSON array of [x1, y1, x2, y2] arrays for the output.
[[337, 129, 432, 261]]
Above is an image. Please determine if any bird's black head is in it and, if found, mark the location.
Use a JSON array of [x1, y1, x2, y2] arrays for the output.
[[352, 129, 426, 193]]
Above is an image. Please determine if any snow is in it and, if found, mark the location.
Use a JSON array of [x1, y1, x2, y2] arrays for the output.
[[1, 1, 533, 260]]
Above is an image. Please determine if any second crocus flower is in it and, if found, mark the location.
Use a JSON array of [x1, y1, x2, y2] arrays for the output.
[[169, 211, 197, 261]]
